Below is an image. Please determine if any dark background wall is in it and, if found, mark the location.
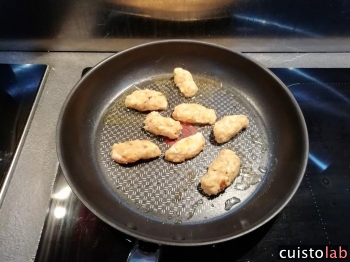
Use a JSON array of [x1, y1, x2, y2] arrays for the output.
[[0, 0, 349, 52]]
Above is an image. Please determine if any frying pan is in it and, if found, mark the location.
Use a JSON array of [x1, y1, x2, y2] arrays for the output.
[[57, 40, 308, 260]]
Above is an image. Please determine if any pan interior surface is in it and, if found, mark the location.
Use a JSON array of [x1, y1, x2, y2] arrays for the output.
[[58, 41, 308, 245], [98, 76, 269, 224]]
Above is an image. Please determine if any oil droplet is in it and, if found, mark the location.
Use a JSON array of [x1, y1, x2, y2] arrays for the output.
[[253, 140, 263, 146], [242, 167, 253, 174], [224, 197, 241, 211], [187, 171, 197, 185], [187, 212, 194, 220], [174, 190, 182, 202], [234, 182, 250, 191], [192, 199, 204, 209], [174, 219, 182, 225], [261, 144, 269, 152], [242, 174, 262, 185], [258, 166, 267, 173]]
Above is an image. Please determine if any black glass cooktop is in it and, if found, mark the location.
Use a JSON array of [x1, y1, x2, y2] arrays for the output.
[[35, 68, 350, 262], [0, 64, 47, 204]]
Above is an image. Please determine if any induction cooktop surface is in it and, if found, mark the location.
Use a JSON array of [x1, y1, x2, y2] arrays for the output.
[[0, 64, 48, 205]]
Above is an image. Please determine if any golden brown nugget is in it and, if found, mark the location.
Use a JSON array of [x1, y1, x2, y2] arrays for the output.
[[143, 112, 182, 139], [125, 89, 167, 111], [110, 140, 161, 164], [213, 115, 249, 143], [172, 103, 216, 125], [165, 133, 205, 163], [200, 149, 241, 195], [173, 67, 198, 97]]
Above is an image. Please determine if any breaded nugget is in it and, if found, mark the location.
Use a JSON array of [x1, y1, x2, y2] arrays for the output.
[[111, 140, 161, 164], [213, 115, 249, 143], [165, 132, 205, 163], [144, 112, 182, 139], [172, 103, 216, 125], [200, 149, 241, 195], [173, 67, 199, 97], [125, 89, 167, 111]]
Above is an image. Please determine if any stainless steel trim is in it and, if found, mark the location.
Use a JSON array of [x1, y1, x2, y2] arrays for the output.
[[1, 38, 350, 52], [0, 65, 50, 207]]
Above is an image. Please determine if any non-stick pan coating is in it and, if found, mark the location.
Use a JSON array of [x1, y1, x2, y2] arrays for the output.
[[99, 76, 269, 223], [57, 40, 308, 245]]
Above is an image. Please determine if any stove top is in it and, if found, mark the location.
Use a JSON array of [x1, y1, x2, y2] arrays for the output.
[[0, 64, 48, 205], [36, 68, 350, 261]]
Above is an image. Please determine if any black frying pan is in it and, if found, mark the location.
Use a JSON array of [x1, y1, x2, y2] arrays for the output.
[[57, 40, 308, 253]]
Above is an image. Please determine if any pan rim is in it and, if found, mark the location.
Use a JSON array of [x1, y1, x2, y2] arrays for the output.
[[56, 39, 309, 246]]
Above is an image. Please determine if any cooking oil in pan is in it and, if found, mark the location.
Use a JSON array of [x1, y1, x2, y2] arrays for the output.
[[258, 166, 267, 173], [187, 171, 197, 186], [224, 197, 241, 211], [234, 182, 250, 191], [98, 75, 270, 223]]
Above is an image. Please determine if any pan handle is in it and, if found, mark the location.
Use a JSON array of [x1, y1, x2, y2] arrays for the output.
[[126, 240, 161, 262]]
